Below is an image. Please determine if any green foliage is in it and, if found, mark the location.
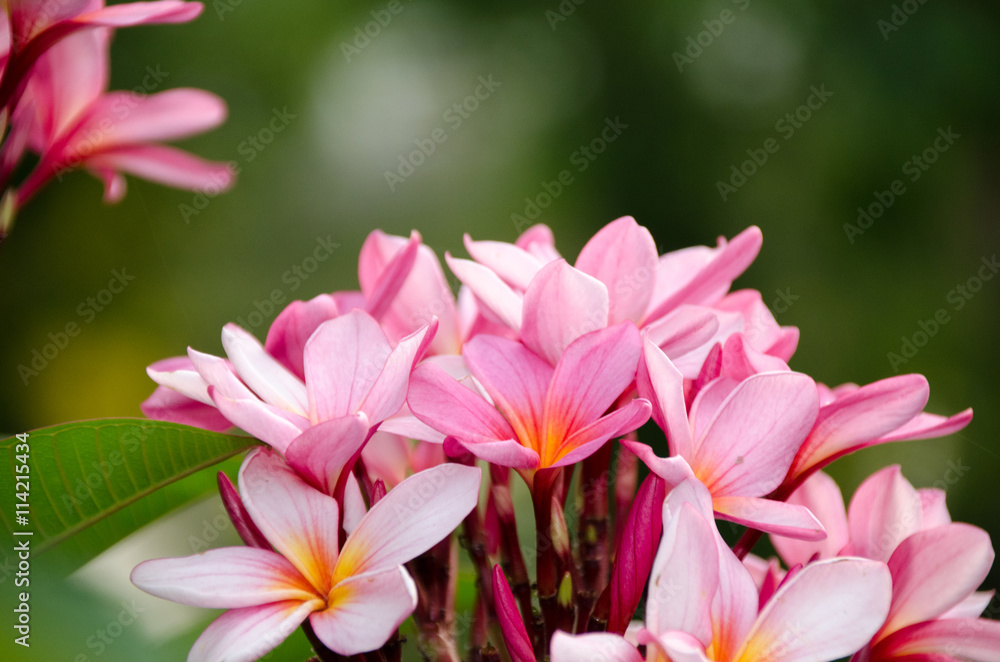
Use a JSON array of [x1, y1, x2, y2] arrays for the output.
[[0, 419, 257, 556]]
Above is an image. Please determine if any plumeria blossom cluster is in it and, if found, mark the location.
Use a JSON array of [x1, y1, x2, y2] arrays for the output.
[[0, 0, 232, 239], [132, 217, 997, 662]]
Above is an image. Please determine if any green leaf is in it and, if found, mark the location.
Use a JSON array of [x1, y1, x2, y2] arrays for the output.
[[0, 418, 258, 554]]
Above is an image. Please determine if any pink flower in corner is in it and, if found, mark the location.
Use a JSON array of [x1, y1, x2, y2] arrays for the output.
[[625, 335, 825, 540], [132, 448, 481, 659], [407, 323, 651, 476], [8, 11, 232, 206], [768, 467, 1000, 662]]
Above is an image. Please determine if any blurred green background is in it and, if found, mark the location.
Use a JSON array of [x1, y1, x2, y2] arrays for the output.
[[2, 0, 999, 659]]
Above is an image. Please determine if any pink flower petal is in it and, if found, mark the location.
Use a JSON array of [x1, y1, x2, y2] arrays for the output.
[[515, 223, 561, 261], [304, 310, 393, 423], [541, 323, 642, 465], [222, 323, 308, 417], [73, 1, 203, 29], [363, 231, 421, 321], [551, 631, 642, 662], [131, 547, 316, 608], [645, 226, 763, 323], [873, 617, 1000, 661], [719, 333, 790, 382], [335, 464, 481, 580], [714, 496, 826, 540], [264, 295, 339, 379], [188, 599, 321, 662], [285, 415, 370, 495], [141, 384, 233, 431], [309, 566, 418, 656], [212, 394, 307, 453], [465, 233, 546, 291], [147, 356, 214, 406], [771, 471, 849, 567], [493, 565, 535, 662], [696, 372, 818, 498], [81, 88, 226, 148], [360, 320, 437, 425], [408, 362, 520, 448], [239, 449, 341, 595], [359, 231, 461, 355], [638, 630, 712, 662], [790, 374, 930, 480], [84, 144, 234, 192], [847, 465, 922, 562], [622, 441, 697, 490], [879, 523, 995, 638], [521, 259, 609, 365], [940, 590, 994, 619], [875, 408, 974, 444], [646, 504, 719, 646], [637, 336, 695, 459], [445, 253, 523, 331], [575, 216, 658, 325], [642, 305, 720, 363], [918, 488, 952, 530], [19, 28, 106, 144], [552, 399, 651, 468], [463, 334, 553, 451], [740, 557, 892, 662]]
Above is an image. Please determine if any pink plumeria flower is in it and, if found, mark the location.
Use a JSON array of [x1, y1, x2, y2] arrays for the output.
[[625, 336, 825, 540], [407, 323, 651, 476], [147, 310, 437, 455], [0, 1, 201, 107], [769, 467, 1000, 661], [8, 24, 231, 207], [781, 375, 972, 496], [132, 448, 481, 659], [549, 478, 893, 662], [446, 218, 784, 370]]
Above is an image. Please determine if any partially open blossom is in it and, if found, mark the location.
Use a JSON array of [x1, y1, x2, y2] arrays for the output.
[[407, 322, 651, 476], [132, 449, 481, 659], [626, 336, 824, 539]]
